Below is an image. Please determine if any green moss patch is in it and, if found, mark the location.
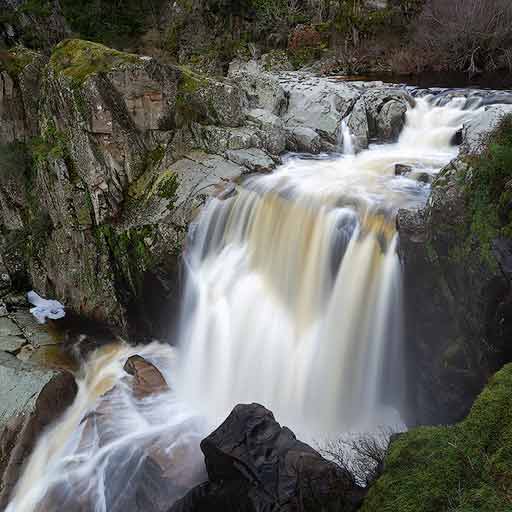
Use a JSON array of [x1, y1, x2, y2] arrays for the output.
[[0, 46, 39, 79], [465, 115, 512, 267], [363, 363, 512, 512], [49, 39, 141, 87]]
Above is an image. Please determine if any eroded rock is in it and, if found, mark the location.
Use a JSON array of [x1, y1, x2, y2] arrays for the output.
[[0, 354, 77, 507], [170, 403, 364, 512]]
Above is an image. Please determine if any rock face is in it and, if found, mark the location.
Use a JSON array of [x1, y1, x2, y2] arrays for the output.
[[170, 404, 365, 512], [0, 43, 416, 336], [0, 354, 77, 507], [397, 108, 512, 425]]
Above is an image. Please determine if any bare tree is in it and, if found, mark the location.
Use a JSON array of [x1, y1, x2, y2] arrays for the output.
[[318, 427, 396, 487]]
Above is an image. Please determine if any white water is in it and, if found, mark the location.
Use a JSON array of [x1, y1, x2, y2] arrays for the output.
[[6, 97, 478, 511], [340, 119, 355, 155]]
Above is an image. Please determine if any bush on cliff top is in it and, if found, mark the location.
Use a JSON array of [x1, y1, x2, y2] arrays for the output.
[[362, 363, 512, 511], [49, 39, 140, 86]]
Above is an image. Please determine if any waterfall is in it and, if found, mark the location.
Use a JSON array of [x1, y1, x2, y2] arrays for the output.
[[6, 97, 478, 511], [339, 119, 355, 155]]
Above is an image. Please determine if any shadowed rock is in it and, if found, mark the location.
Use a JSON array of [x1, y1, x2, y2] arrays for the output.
[[170, 403, 365, 512]]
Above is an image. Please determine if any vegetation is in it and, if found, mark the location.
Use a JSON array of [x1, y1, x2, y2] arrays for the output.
[[465, 115, 512, 267], [0, 47, 38, 79], [363, 363, 512, 511], [60, 0, 166, 48], [49, 39, 140, 86]]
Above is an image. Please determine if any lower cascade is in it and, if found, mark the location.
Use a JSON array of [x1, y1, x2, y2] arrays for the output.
[[6, 97, 477, 511]]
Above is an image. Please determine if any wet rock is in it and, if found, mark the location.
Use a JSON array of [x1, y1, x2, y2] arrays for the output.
[[398, 156, 512, 425], [415, 172, 432, 184], [285, 126, 322, 153], [461, 104, 512, 154], [124, 355, 169, 399], [395, 164, 413, 176], [0, 354, 77, 506], [347, 97, 369, 150], [170, 403, 364, 512], [363, 88, 414, 141]]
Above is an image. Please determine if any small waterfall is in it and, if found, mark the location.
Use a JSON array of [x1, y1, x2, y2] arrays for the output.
[[6, 96, 479, 511], [339, 119, 356, 155]]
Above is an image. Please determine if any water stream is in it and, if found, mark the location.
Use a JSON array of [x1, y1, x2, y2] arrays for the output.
[[6, 96, 477, 512]]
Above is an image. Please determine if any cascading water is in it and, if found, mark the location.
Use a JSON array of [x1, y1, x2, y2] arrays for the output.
[[6, 96, 478, 511]]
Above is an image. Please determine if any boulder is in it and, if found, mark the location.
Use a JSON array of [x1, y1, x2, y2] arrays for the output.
[[225, 149, 276, 173], [461, 104, 512, 154], [170, 404, 365, 512], [285, 126, 322, 153], [228, 62, 288, 116], [0, 353, 77, 507], [363, 88, 414, 141], [124, 354, 169, 399], [395, 164, 413, 176]]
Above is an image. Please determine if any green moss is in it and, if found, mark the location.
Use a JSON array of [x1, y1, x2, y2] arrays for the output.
[[49, 39, 140, 87], [28, 120, 68, 165], [174, 67, 210, 126], [363, 363, 512, 512], [0, 46, 38, 79], [95, 224, 155, 297], [465, 114, 512, 267], [154, 170, 179, 205]]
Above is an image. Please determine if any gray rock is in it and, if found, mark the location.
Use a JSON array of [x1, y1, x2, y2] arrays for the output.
[[285, 126, 322, 153], [461, 104, 512, 155], [347, 97, 369, 150], [279, 73, 359, 144], [363, 88, 414, 141], [0, 353, 77, 507], [0, 317, 24, 353], [228, 64, 287, 116], [245, 108, 283, 131], [225, 148, 276, 173]]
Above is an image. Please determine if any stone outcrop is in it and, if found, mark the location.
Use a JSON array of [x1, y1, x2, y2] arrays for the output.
[[397, 106, 512, 425], [170, 403, 365, 512], [0, 353, 77, 507], [0, 43, 416, 337]]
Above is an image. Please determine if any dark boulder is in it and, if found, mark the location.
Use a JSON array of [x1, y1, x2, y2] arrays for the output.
[[170, 403, 365, 512], [395, 163, 413, 176]]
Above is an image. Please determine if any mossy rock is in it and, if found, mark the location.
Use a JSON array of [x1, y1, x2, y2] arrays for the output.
[[49, 39, 141, 87], [363, 363, 512, 511], [0, 46, 39, 79]]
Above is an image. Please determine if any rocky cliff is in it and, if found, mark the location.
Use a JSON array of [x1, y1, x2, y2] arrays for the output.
[[398, 105, 512, 425], [0, 42, 414, 338]]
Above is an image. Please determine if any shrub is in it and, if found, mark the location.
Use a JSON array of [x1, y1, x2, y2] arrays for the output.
[[413, 0, 512, 73]]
